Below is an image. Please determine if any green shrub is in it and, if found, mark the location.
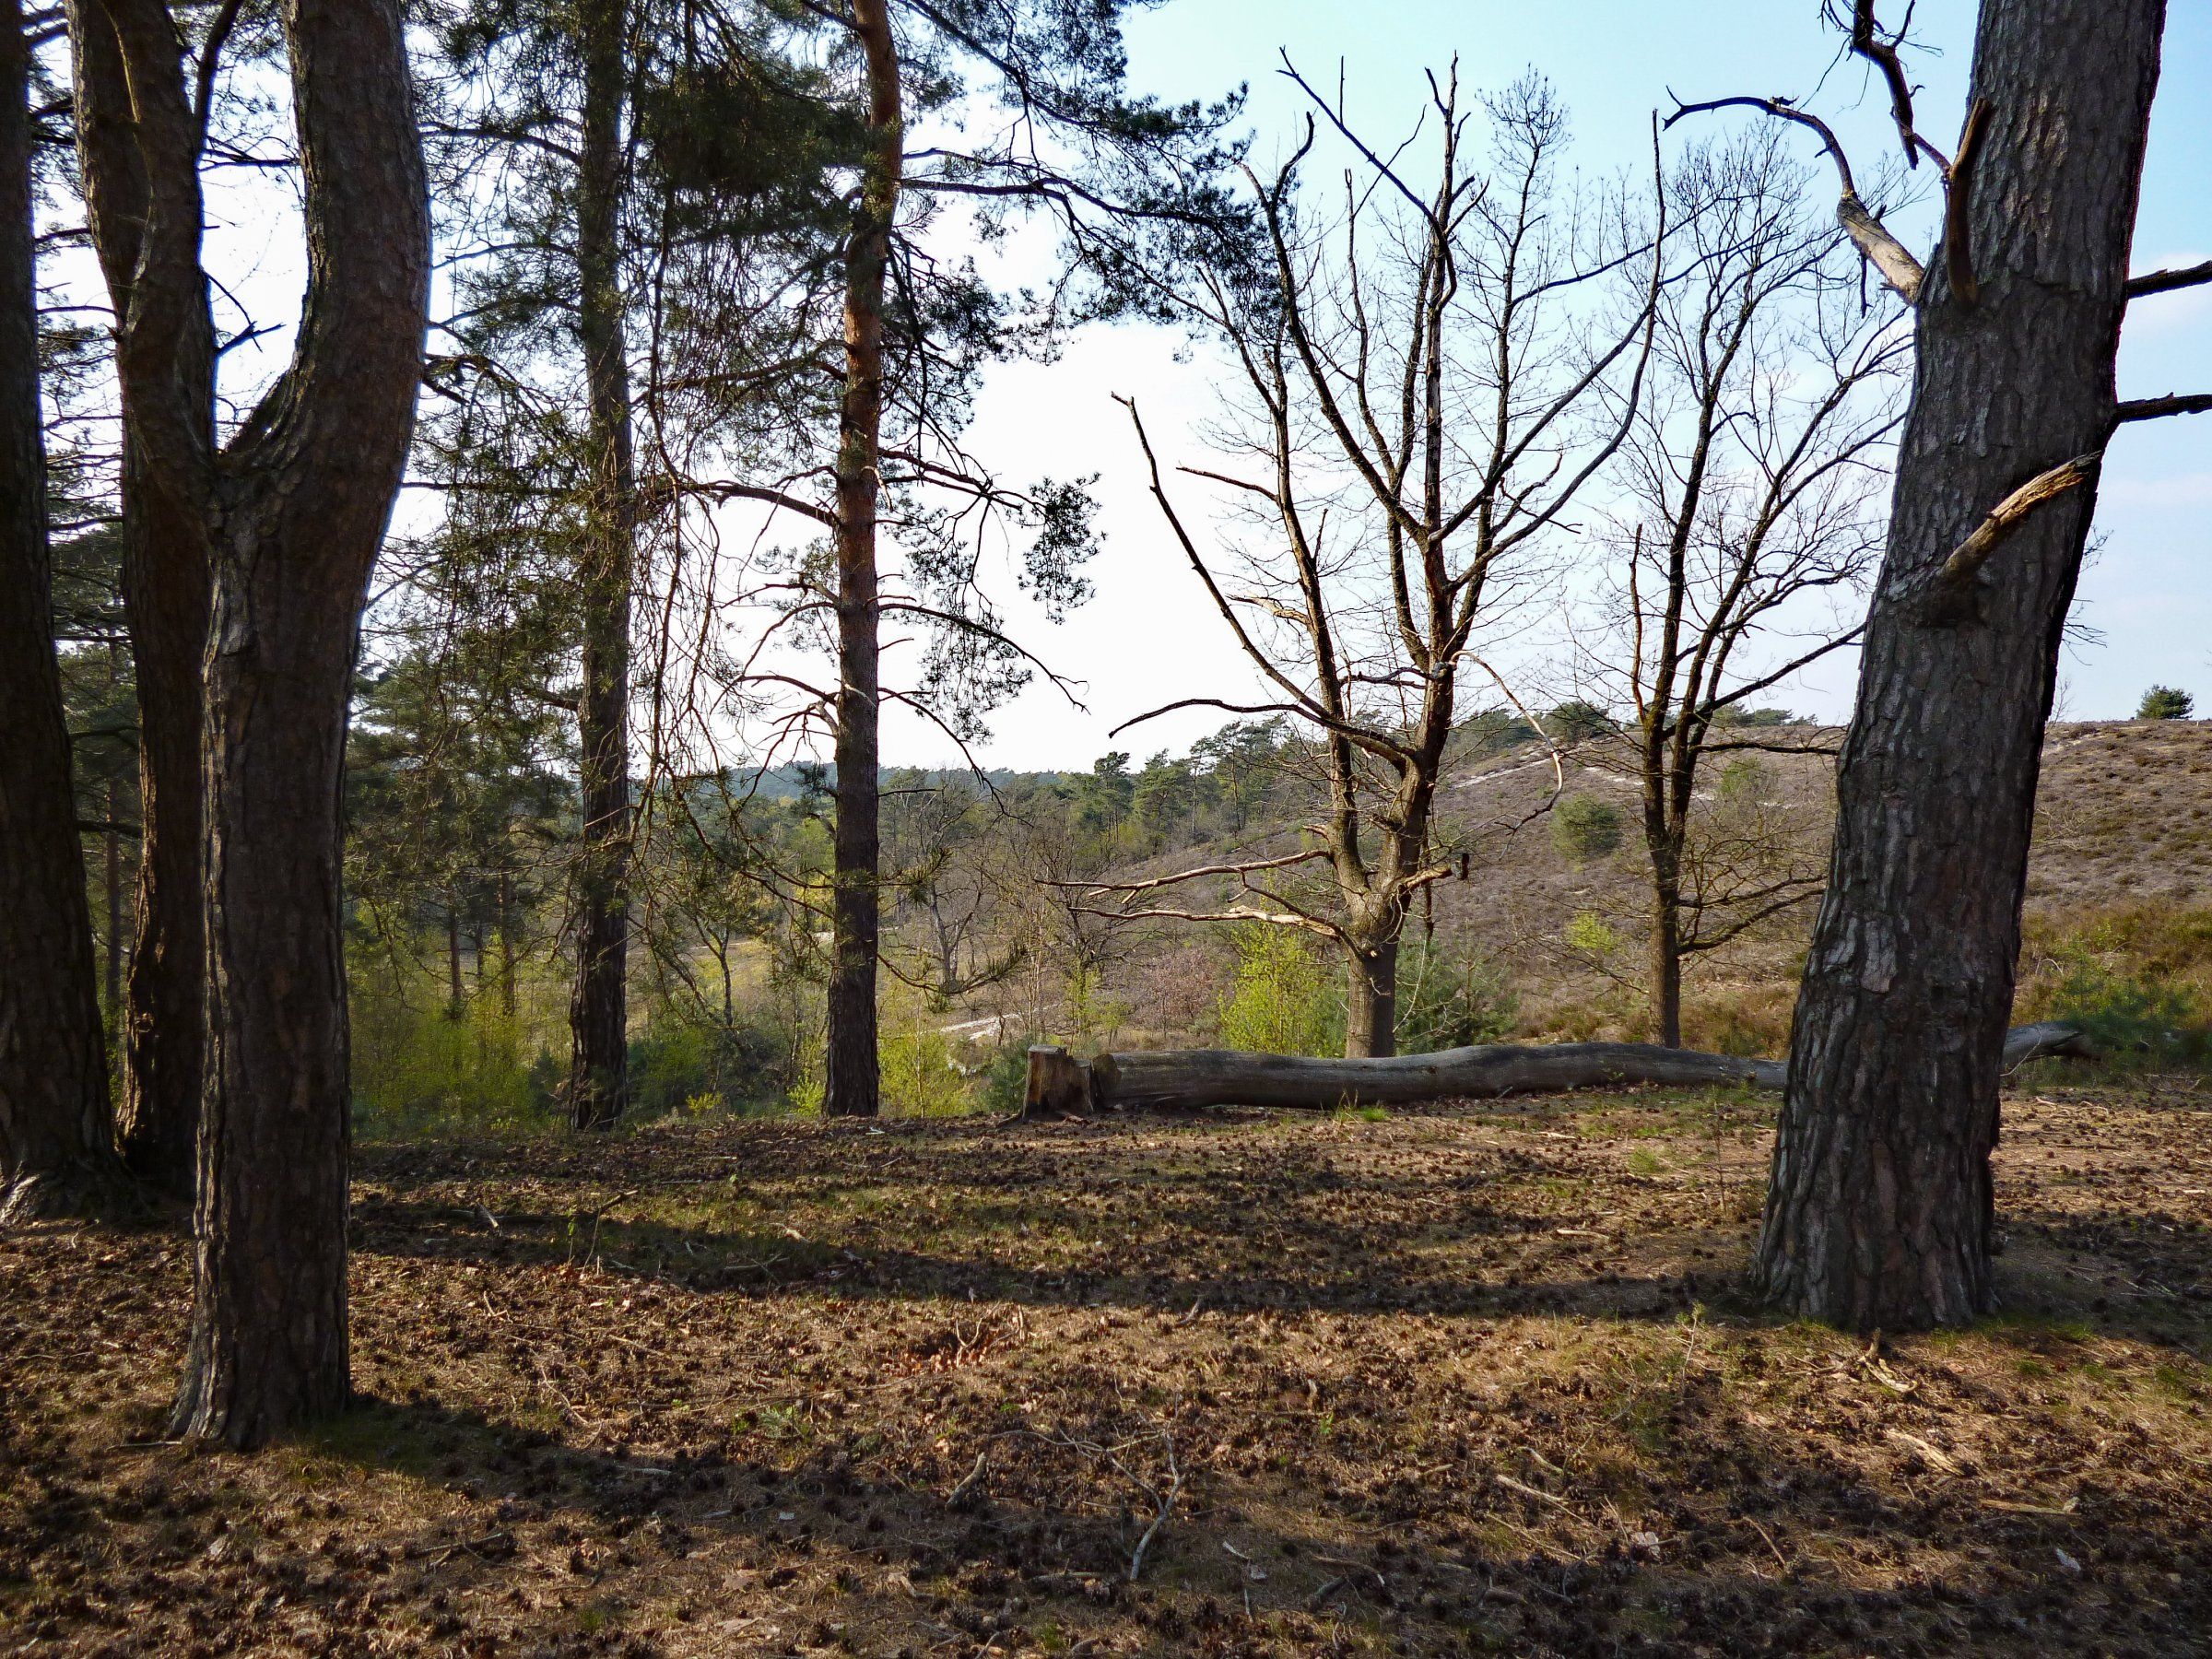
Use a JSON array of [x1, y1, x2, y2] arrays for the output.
[[629, 1016, 796, 1120], [2137, 685, 2194, 721], [1217, 926, 1342, 1055], [350, 994, 557, 1138], [1547, 700, 1617, 742], [2048, 959, 2209, 1069], [981, 1037, 1039, 1115], [880, 1022, 975, 1116], [1394, 940, 1517, 1053], [1563, 912, 1620, 959], [1552, 794, 1625, 862]]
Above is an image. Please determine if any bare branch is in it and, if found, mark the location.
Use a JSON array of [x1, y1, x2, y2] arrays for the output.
[[1665, 94, 1924, 300], [2127, 259, 2212, 300], [2115, 392, 2212, 424]]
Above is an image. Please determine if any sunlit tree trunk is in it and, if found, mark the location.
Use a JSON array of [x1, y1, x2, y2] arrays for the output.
[[1757, 0, 2167, 1329], [822, 0, 901, 1119], [566, 0, 637, 1131]]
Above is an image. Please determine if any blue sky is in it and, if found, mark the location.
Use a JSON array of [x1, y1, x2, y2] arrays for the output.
[[936, 1, 2212, 768]]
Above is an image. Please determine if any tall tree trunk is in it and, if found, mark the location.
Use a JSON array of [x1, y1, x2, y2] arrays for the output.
[[1647, 839, 1684, 1049], [67, 0, 216, 1191], [115, 438, 210, 1186], [822, 0, 900, 1120], [566, 0, 636, 1132], [102, 774, 123, 1017], [498, 869, 517, 1018], [445, 904, 465, 1019], [1755, 0, 2166, 1330], [1343, 935, 1399, 1059], [0, 0, 122, 1221], [159, 0, 430, 1448]]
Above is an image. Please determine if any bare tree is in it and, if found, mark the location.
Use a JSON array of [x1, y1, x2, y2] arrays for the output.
[[1678, 0, 2207, 1328], [69, 0, 429, 1443], [1581, 131, 1907, 1046], [1105, 65, 1657, 1057]]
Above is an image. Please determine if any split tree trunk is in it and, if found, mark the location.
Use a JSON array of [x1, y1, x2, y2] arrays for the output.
[[114, 441, 209, 1188], [1756, 0, 2167, 1330], [149, 0, 429, 1447], [821, 0, 901, 1119], [68, 0, 217, 1191], [0, 0, 122, 1221], [566, 0, 636, 1132]]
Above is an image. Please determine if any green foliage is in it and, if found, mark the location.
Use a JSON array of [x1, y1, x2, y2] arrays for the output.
[[2138, 685, 2195, 721], [1547, 700, 1617, 743], [1217, 927, 1341, 1056], [982, 1038, 1039, 1116], [1715, 757, 1772, 806], [629, 1017, 796, 1120], [2048, 959, 2209, 1069], [1460, 707, 1540, 754], [880, 1022, 975, 1117], [350, 992, 557, 1139], [1564, 912, 1621, 959], [1709, 704, 1795, 728], [1394, 940, 1517, 1053], [1552, 794, 1626, 862]]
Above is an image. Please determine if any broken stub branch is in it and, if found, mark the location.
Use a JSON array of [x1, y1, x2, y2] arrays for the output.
[[1025, 1023, 2092, 1115]]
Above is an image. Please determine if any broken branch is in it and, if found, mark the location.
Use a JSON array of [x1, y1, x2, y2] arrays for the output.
[[1936, 453, 2100, 592]]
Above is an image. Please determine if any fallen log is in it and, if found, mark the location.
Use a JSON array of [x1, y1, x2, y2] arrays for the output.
[[1025, 1021, 2092, 1115]]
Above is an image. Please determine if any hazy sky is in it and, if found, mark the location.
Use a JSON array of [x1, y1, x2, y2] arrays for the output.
[[909, 0, 2212, 771]]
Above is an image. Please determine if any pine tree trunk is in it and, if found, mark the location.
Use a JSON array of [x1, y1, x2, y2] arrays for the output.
[[102, 774, 123, 1017], [1342, 936, 1398, 1059], [822, 0, 901, 1120], [566, 0, 635, 1133], [163, 0, 429, 1448], [445, 905, 465, 1019], [68, 0, 218, 1192], [0, 0, 121, 1221], [1755, 0, 2167, 1330]]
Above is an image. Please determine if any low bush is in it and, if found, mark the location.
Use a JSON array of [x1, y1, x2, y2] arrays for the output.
[[1552, 794, 1626, 862], [1217, 926, 1342, 1056], [1395, 940, 1517, 1053]]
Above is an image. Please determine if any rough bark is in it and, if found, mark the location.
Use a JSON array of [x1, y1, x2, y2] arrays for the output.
[[114, 435, 208, 1187], [565, 0, 634, 1133], [68, 0, 431, 1446], [1342, 935, 1399, 1060], [1755, 0, 2167, 1331], [821, 0, 900, 1119], [66, 0, 214, 1190], [0, 0, 123, 1222], [1648, 877, 1683, 1049], [1029, 1022, 2089, 1115]]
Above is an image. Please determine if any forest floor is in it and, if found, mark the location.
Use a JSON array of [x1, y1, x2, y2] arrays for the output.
[[6, 1080, 2212, 1658]]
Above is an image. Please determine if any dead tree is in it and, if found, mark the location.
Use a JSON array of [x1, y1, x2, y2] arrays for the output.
[[1677, 0, 2203, 1328], [1583, 131, 1907, 1046], [0, 0, 123, 1221], [1027, 1021, 2091, 1114], [70, 0, 429, 1443], [1105, 65, 1657, 1057]]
